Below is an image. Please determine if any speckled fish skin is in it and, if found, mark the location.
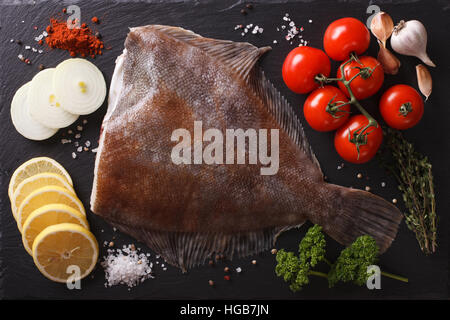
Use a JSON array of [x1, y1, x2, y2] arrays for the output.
[[91, 25, 402, 271]]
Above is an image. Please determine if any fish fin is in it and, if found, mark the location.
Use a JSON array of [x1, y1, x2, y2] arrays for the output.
[[312, 185, 403, 253], [249, 68, 322, 170], [107, 220, 304, 272], [137, 25, 271, 81]]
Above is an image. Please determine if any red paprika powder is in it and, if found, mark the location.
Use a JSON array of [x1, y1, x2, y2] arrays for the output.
[[45, 18, 105, 58]]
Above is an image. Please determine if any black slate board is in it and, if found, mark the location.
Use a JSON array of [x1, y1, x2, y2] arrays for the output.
[[0, 0, 448, 300]]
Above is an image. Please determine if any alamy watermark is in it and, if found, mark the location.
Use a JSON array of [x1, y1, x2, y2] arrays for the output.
[[366, 4, 381, 28], [366, 265, 381, 290], [66, 265, 81, 290], [171, 121, 280, 175], [66, 5, 81, 29]]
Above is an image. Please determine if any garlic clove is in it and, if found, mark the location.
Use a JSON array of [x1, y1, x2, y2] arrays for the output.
[[391, 20, 436, 67], [416, 64, 432, 100], [417, 52, 436, 68], [377, 40, 401, 75], [370, 12, 394, 47]]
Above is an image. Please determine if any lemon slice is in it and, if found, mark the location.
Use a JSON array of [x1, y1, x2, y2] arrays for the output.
[[22, 204, 88, 255], [28, 68, 79, 129], [54, 58, 107, 115], [8, 157, 73, 200], [32, 223, 98, 283], [10, 82, 58, 141], [11, 172, 75, 221], [17, 186, 85, 233]]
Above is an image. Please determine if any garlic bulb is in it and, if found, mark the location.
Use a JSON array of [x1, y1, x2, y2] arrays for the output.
[[377, 41, 401, 75], [370, 12, 394, 47], [391, 20, 435, 67], [416, 64, 432, 100]]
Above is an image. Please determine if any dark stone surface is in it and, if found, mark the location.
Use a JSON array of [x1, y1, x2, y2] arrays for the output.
[[0, 0, 448, 299]]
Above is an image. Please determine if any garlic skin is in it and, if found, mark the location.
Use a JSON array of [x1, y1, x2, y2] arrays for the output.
[[370, 12, 394, 47], [391, 20, 436, 67], [416, 64, 432, 100], [377, 41, 401, 75]]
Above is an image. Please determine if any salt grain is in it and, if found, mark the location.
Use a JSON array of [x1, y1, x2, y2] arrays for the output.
[[276, 14, 309, 46]]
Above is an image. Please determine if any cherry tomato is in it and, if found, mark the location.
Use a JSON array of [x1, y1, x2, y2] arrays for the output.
[[337, 56, 384, 100], [379, 84, 424, 130], [334, 115, 383, 164], [282, 46, 331, 94], [303, 86, 350, 132], [323, 17, 370, 61]]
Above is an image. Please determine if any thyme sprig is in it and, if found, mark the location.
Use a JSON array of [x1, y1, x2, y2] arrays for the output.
[[380, 128, 438, 254]]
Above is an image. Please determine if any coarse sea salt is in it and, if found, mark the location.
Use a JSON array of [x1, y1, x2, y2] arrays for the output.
[[276, 14, 310, 46], [101, 244, 154, 288]]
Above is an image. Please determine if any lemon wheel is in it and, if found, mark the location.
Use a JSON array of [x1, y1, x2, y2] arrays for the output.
[[17, 186, 85, 233], [22, 204, 88, 255], [32, 223, 98, 283], [8, 157, 73, 200], [11, 172, 74, 221]]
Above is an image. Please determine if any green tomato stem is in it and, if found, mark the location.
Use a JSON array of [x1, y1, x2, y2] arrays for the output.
[[315, 53, 381, 158], [321, 54, 380, 160], [317, 54, 379, 130]]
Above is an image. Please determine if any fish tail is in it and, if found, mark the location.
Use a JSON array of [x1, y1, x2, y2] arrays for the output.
[[310, 184, 403, 253]]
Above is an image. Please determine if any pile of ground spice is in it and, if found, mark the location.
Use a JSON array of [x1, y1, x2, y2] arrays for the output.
[[44, 18, 104, 58]]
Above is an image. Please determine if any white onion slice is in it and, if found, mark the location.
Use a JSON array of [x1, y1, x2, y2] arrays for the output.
[[10, 82, 58, 141], [28, 68, 79, 129], [53, 58, 107, 115]]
